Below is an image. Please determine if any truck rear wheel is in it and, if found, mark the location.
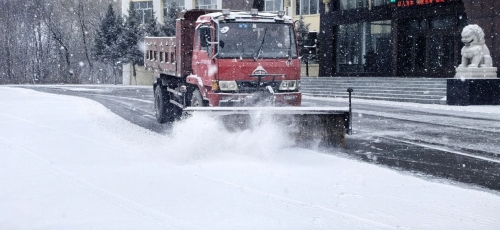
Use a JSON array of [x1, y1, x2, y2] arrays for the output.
[[154, 85, 175, 123], [190, 89, 204, 107]]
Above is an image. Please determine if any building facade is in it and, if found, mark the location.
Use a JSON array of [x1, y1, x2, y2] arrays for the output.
[[318, 0, 500, 77], [121, 0, 258, 21], [292, 0, 321, 31]]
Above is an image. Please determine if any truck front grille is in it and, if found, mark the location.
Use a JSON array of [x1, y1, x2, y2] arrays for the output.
[[236, 81, 280, 93]]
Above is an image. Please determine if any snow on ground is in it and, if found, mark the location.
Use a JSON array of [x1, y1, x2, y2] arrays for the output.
[[304, 95, 500, 116], [1, 87, 500, 230]]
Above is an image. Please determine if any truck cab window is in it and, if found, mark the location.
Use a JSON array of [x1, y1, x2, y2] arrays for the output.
[[218, 23, 297, 59], [198, 27, 212, 53]]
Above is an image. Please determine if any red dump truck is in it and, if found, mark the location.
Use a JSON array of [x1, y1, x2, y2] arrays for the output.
[[144, 9, 351, 147]]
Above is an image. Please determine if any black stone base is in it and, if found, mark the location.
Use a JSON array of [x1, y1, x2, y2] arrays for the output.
[[447, 79, 500, 106]]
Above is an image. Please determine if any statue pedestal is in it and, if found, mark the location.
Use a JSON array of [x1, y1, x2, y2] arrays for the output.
[[455, 67, 497, 79], [447, 78, 500, 105]]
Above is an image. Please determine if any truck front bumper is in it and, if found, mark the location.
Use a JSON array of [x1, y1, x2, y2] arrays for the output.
[[206, 92, 302, 107]]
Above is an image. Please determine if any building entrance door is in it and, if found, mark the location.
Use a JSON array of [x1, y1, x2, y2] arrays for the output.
[[398, 17, 461, 77], [428, 32, 456, 75], [404, 30, 456, 76]]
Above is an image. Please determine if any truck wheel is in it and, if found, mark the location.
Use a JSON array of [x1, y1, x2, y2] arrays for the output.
[[155, 85, 174, 123], [190, 89, 204, 107]]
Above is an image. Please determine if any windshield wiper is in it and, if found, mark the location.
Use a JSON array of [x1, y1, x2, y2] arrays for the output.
[[253, 28, 267, 62]]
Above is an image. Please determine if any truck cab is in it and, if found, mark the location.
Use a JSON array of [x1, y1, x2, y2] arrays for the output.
[[190, 9, 301, 107]]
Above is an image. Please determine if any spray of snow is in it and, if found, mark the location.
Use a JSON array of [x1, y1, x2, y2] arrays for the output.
[[80, 97, 295, 164], [167, 113, 295, 163]]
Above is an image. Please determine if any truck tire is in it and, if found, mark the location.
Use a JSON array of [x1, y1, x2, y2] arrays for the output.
[[154, 85, 175, 123], [190, 89, 204, 107]]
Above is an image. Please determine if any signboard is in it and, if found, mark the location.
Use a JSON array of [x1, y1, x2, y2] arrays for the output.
[[394, 0, 455, 7]]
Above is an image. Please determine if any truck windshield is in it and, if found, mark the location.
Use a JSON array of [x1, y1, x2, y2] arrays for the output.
[[218, 23, 298, 59]]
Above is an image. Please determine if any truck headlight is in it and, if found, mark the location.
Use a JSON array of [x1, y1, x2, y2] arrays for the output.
[[219, 80, 238, 91], [279, 80, 297, 90]]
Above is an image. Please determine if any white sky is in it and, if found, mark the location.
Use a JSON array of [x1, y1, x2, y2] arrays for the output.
[[1, 87, 500, 229]]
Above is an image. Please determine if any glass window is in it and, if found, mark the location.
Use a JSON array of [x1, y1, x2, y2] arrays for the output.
[[336, 20, 392, 73], [296, 0, 300, 15], [373, 0, 391, 7], [133, 1, 153, 24], [432, 16, 457, 29], [340, 0, 391, 10], [296, 0, 319, 15], [218, 23, 297, 59], [164, 0, 185, 17], [197, 26, 212, 55], [196, 0, 217, 9], [265, 0, 282, 12]]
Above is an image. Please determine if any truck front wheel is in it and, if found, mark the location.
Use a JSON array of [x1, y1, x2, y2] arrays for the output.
[[190, 89, 204, 107], [155, 85, 175, 123]]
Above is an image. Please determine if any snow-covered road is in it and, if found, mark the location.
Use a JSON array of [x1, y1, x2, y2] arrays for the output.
[[1, 87, 500, 229]]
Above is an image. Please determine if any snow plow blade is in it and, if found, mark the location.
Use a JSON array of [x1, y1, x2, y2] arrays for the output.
[[183, 107, 351, 148]]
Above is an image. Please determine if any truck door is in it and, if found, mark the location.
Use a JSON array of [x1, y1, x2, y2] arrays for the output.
[[192, 26, 213, 83]]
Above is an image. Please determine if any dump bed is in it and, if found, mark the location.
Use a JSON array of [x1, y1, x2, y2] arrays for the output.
[[144, 9, 220, 78]]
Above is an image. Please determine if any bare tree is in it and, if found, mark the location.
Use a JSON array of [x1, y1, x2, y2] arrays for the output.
[[0, 0, 121, 84], [76, 0, 95, 82]]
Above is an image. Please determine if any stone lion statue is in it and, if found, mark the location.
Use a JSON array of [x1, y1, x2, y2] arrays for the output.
[[459, 24, 493, 68]]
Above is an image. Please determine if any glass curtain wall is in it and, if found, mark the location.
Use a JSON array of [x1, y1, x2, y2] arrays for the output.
[[340, 0, 391, 10], [336, 20, 392, 73]]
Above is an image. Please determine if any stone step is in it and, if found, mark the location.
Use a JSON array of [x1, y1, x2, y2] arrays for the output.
[[302, 90, 446, 98], [301, 80, 446, 84], [299, 77, 447, 104], [304, 91, 445, 99], [301, 85, 446, 92], [301, 80, 448, 84], [301, 81, 447, 85], [301, 78, 447, 83]]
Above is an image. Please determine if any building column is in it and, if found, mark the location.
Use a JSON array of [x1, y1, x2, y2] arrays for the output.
[[186, 0, 194, 10], [391, 19, 398, 77], [153, 0, 163, 21], [122, 0, 130, 16], [122, 64, 131, 85], [318, 2, 335, 77]]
